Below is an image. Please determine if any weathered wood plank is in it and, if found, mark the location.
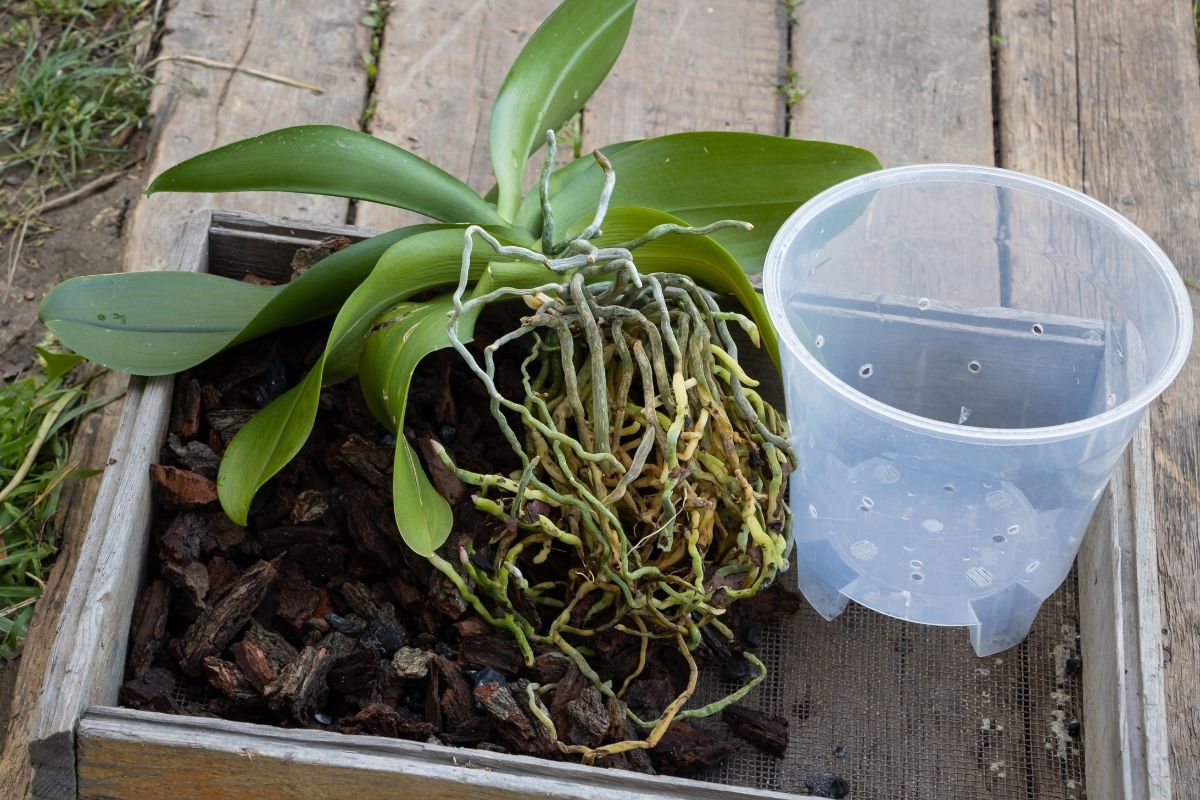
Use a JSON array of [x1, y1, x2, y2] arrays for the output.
[[20, 212, 208, 800], [355, 0, 561, 230], [789, 0, 993, 165], [581, 0, 787, 147], [4, 2, 370, 796], [123, 0, 371, 271], [995, 0, 1200, 792], [76, 707, 800, 800]]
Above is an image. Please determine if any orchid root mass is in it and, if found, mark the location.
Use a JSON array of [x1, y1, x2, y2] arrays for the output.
[[425, 139, 795, 762]]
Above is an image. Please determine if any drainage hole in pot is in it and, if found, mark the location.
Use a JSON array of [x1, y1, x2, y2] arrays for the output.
[[859, 363, 873, 378]]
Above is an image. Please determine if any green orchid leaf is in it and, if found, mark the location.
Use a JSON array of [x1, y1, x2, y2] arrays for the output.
[[215, 369, 323, 526], [357, 262, 557, 555], [216, 228, 513, 525], [358, 299, 457, 556], [39, 224, 532, 376], [584, 206, 780, 366], [41, 227, 420, 375], [547, 132, 881, 273], [513, 139, 641, 234], [147, 125, 503, 225], [490, 0, 637, 220], [41, 272, 278, 376]]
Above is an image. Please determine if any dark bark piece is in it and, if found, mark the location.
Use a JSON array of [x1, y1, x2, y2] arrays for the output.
[[287, 541, 346, 585], [202, 513, 246, 552], [120, 666, 178, 709], [415, 435, 465, 506], [167, 435, 221, 478], [622, 676, 674, 722], [528, 651, 571, 684], [127, 579, 172, 679], [217, 339, 279, 393], [206, 555, 241, 601], [231, 620, 298, 693], [441, 716, 497, 747], [258, 525, 336, 557], [721, 705, 789, 759], [343, 488, 404, 569], [339, 580, 384, 621], [170, 378, 201, 439], [453, 617, 489, 638], [564, 686, 609, 748], [599, 697, 655, 774], [173, 558, 279, 675], [327, 433, 392, 489], [427, 567, 469, 620], [151, 464, 218, 510], [327, 649, 383, 702], [159, 512, 205, 562], [199, 384, 222, 411], [290, 235, 353, 278], [202, 656, 258, 703], [549, 663, 590, 738], [290, 488, 331, 524], [158, 512, 210, 607], [474, 680, 548, 757], [275, 563, 320, 633], [428, 655, 474, 733], [728, 581, 803, 621], [264, 631, 356, 719], [206, 408, 256, 448], [459, 634, 524, 677], [650, 722, 737, 776], [350, 703, 436, 740]]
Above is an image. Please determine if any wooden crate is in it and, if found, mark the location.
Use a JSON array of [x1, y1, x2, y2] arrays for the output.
[[24, 211, 1171, 799]]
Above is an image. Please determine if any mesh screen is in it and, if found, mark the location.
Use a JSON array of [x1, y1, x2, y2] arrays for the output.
[[164, 572, 1086, 799], [695, 568, 1087, 798]]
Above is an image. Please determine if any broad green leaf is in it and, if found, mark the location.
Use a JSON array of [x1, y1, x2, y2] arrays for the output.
[[357, 263, 558, 555], [41, 273, 278, 375], [490, 0, 637, 220], [513, 139, 641, 234], [39, 225, 521, 376], [147, 126, 504, 225], [34, 346, 84, 384], [359, 300, 457, 556], [584, 207, 780, 366], [217, 228, 513, 525], [547, 132, 882, 273]]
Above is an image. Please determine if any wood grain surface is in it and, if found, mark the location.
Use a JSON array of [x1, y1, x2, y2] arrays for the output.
[[354, 0, 560, 230], [76, 707, 800, 800], [789, 0, 993, 165], [581, 0, 786, 147], [996, 0, 1200, 791], [123, 0, 371, 269], [7, 0, 1199, 797]]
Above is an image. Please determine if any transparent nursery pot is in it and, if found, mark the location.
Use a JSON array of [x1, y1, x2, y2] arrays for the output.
[[763, 165, 1192, 656]]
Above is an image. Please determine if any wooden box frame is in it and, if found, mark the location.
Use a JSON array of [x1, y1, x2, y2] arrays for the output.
[[24, 211, 1173, 799]]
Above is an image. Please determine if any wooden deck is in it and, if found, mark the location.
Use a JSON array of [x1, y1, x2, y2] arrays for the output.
[[3, 0, 1198, 796]]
